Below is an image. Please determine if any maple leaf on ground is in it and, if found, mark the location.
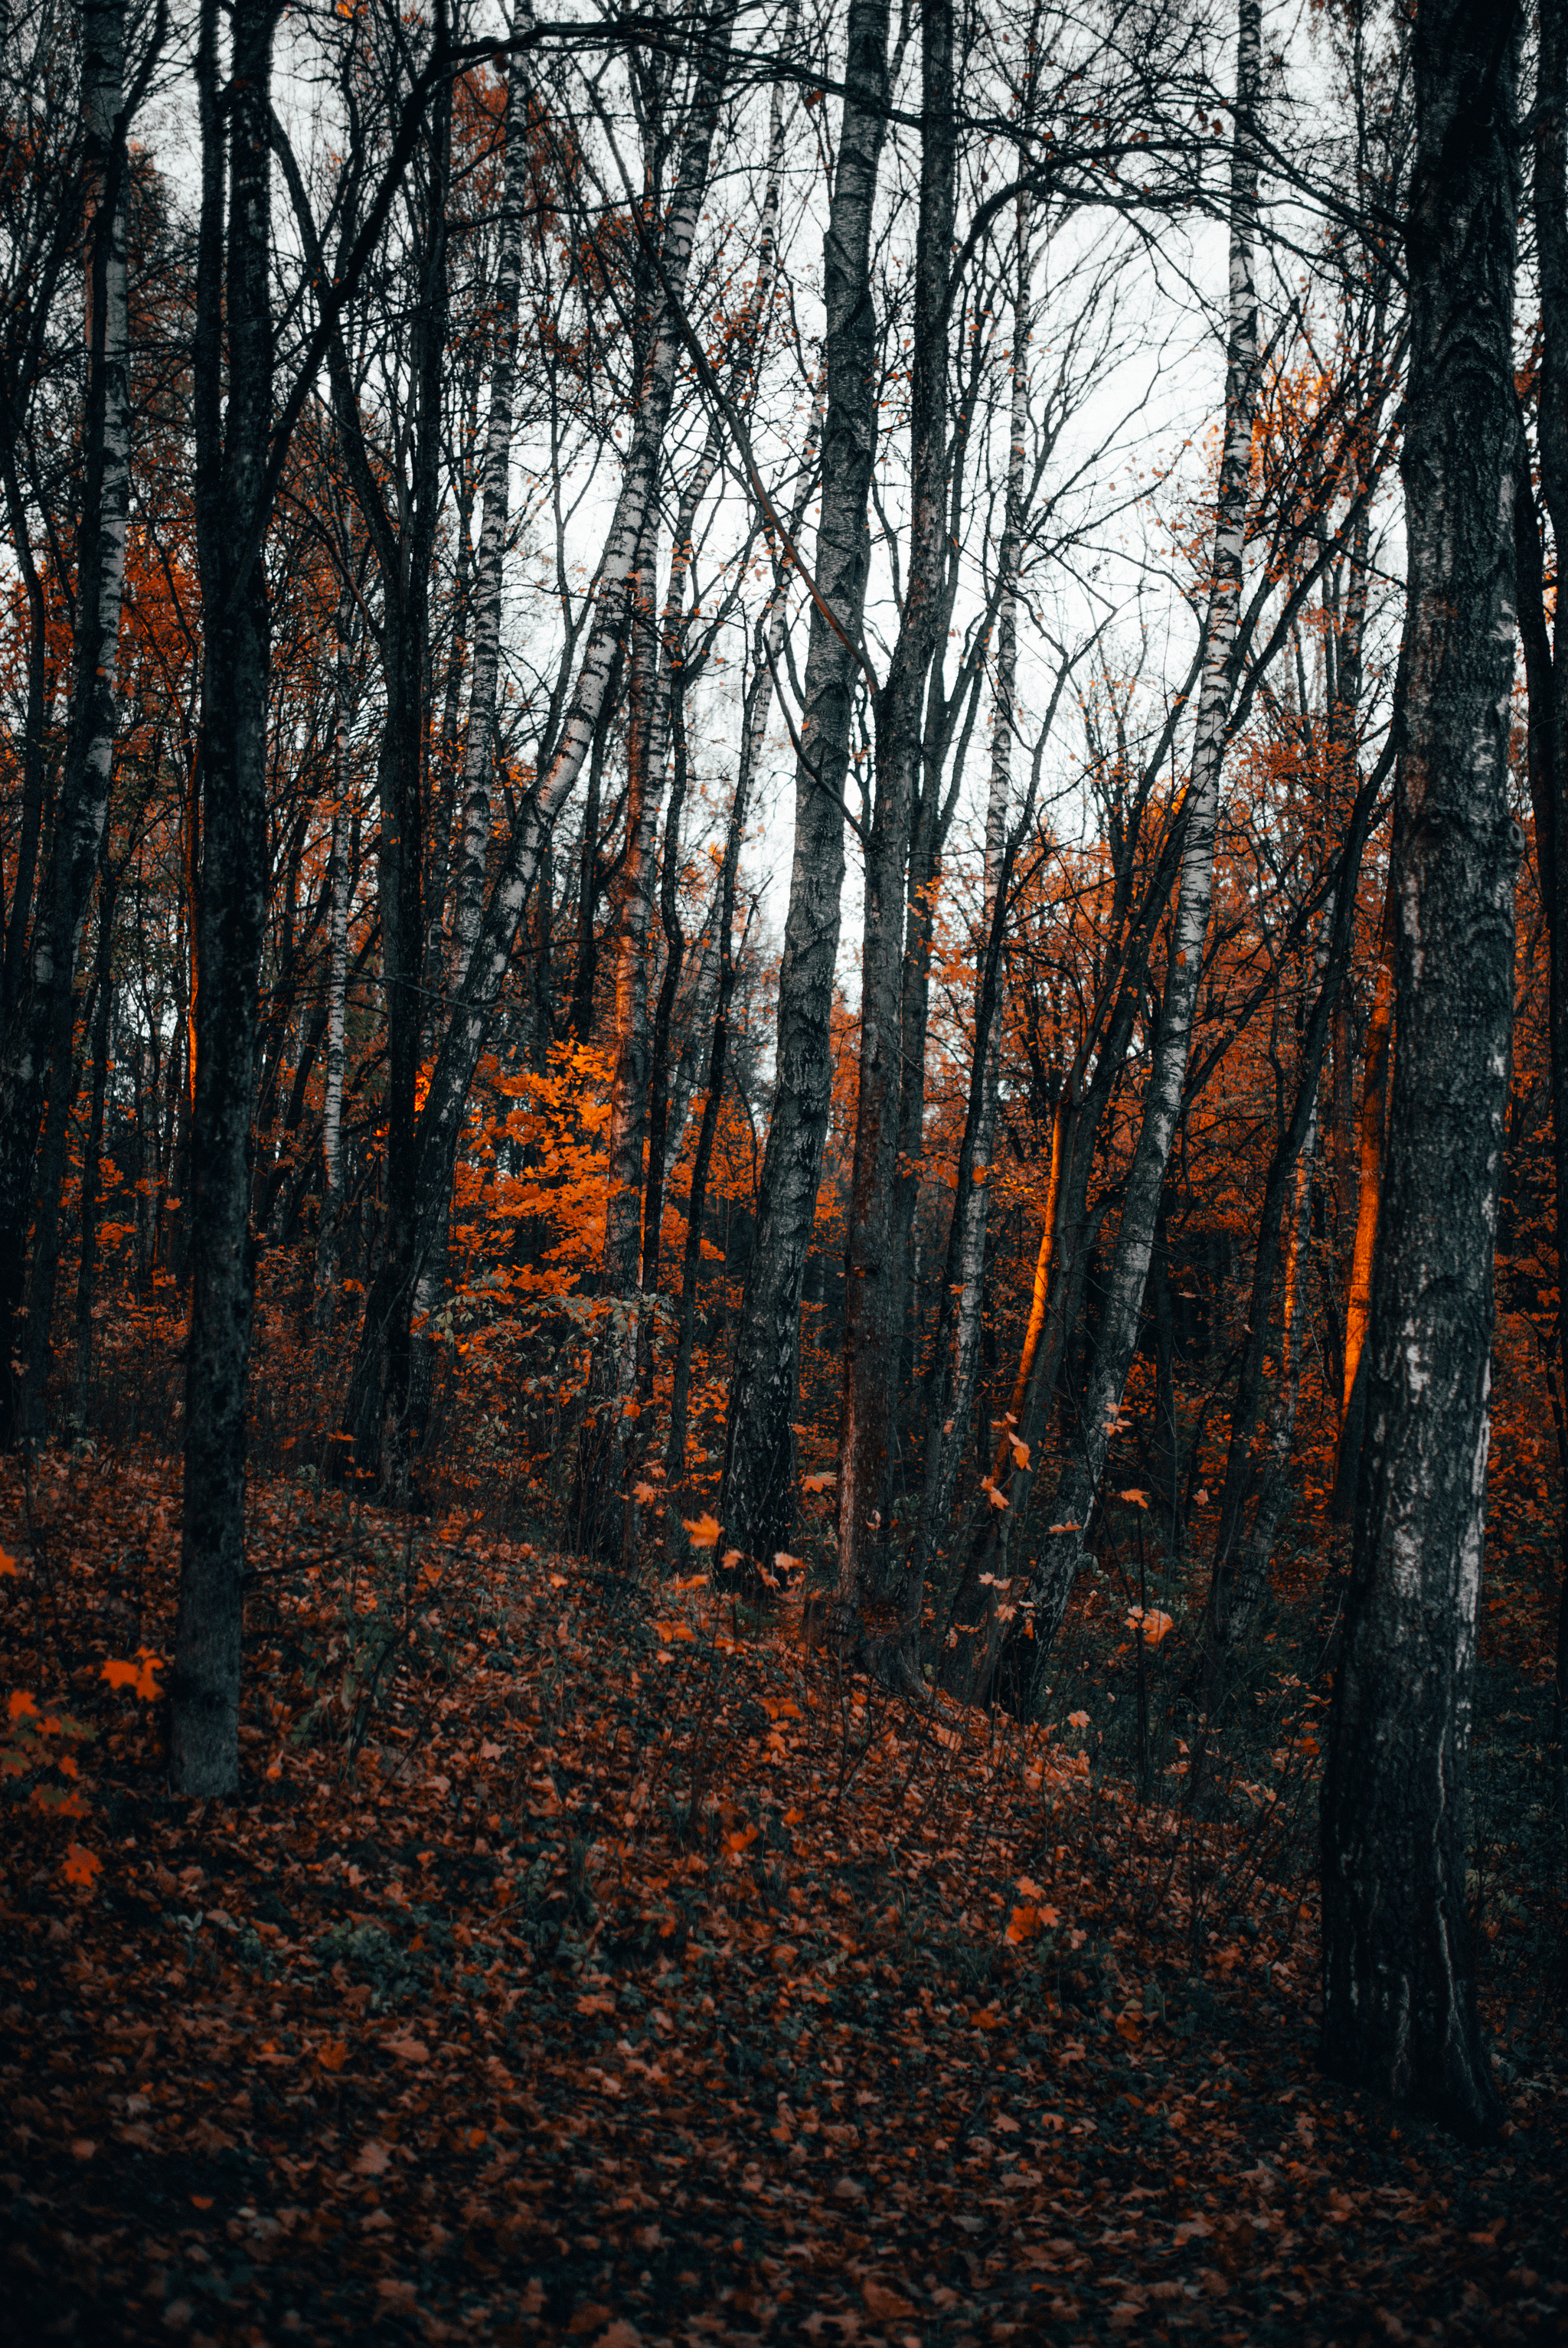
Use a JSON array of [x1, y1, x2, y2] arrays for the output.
[[101, 1648, 164, 1700], [1125, 1607, 1175, 1644], [61, 1842, 101, 1889], [0, 1546, 18, 1576], [682, 1513, 721, 1549]]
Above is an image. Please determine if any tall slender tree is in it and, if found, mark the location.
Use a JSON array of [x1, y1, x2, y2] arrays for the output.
[[1319, 0, 1520, 2142], [719, 0, 891, 1572], [1020, 0, 1263, 1674]]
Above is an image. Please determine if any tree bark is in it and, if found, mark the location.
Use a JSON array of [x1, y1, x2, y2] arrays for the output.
[[835, 0, 956, 1616], [1021, 0, 1262, 1674], [171, 0, 276, 1798], [1319, 0, 1518, 2141], [314, 579, 356, 1327], [1329, 868, 1394, 1518], [912, 164, 1036, 1599], [2, 0, 136, 1445], [72, 863, 118, 1426], [720, 0, 891, 1571], [1519, 0, 1568, 1792]]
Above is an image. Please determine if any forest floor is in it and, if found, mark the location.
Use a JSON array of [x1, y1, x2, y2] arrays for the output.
[[2, 1448, 1566, 2346]]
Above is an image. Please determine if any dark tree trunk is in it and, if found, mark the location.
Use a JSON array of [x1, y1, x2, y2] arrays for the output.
[[72, 864, 118, 1425], [1319, 0, 1519, 2141], [1518, 0, 1568, 1798], [0, 0, 136, 1445], [171, 0, 275, 1798], [835, 0, 956, 1615]]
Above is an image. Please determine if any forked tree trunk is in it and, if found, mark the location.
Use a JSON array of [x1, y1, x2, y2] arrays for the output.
[[835, 0, 956, 1616], [1319, 0, 1518, 2142], [1021, 0, 1262, 1674], [718, 0, 891, 1572]]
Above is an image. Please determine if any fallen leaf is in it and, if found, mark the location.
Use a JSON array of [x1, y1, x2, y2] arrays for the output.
[[862, 2280, 915, 2319]]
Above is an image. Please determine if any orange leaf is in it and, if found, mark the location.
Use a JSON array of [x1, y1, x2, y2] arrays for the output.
[[317, 2039, 350, 2072], [0, 1547, 18, 1577], [8, 1690, 38, 1722], [801, 1472, 835, 1494], [682, 1513, 721, 1550], [61, 1842, 101, 1889]]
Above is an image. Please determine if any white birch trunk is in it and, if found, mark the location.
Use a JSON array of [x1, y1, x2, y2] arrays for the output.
[[929, 184, 1034, 1557], [450, 22, 531, 995], [1025, 0, 1262, 1664]]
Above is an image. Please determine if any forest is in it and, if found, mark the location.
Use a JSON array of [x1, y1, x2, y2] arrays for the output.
[[1, 0, 1566, 2338]]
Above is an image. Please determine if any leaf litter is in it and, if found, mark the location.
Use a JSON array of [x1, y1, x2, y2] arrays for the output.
[[1, 1452, 1565, 2344]]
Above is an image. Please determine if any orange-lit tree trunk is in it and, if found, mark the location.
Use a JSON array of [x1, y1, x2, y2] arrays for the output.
[[1329, 869, 1394, 1519]]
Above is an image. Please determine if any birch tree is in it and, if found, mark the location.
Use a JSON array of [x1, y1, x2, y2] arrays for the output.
[[719, 0, 891, 1572], [1018, 0, 1262, 1675], [1319, 0, 1520, 2142]]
